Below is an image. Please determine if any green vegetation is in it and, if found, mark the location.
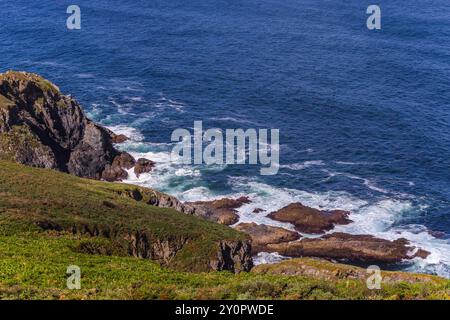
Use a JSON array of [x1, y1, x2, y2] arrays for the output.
[[0, 161, 449, 300], [0, 126, 47, 163], [0, 71, 60, 95]]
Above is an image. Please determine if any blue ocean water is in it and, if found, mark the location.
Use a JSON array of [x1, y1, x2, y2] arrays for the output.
[[1, 0, 450, 276]]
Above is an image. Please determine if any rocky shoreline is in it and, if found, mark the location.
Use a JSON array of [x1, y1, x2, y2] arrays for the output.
[[0, 71, 432, 273]]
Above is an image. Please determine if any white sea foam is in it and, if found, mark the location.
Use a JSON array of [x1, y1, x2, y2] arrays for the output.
[[253, 252, 289, 265], [125, 96, 144, 102], [106, 125, 145, 142], [209, 116, 258, 125], [179, 187, 219, 202], [174, 168, 201, 177], [335, 161, 379, 165], [154, 96, 185, 112], [280, 160, 325, 170], [109, 98, 133, 115], [322, 169, 390, 194]]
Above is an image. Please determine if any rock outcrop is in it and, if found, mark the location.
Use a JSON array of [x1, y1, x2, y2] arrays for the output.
[[266, 232, 430, 263], [115, 187, 196, 215], [235, 222, 300, 253], [268, 202, 352, 234], [134, 158, 155, 177], [111, 133, 129, 144], [210, 240, 253, 273], [252, 257, 441, 284], [187, 196, 251, 225], [0, 71, 142, 181], [115, 187, 250, 226]]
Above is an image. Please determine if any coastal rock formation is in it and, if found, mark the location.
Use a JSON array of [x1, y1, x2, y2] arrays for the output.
[[210, 240, 254, 273], [235, 222, 300, 253], [266, 232, 430, 263], [111, 133, 129, 144], [114, 186, 196, 215], [0, 71, 144, 181], [102, 152, 136, 182], [134, 158, 155, 177], [187, 196, 251, 225], [268, 202, 352, 234], [252, 257, 441, 284]]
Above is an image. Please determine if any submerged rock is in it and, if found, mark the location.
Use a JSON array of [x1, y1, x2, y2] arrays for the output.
[[266, 232, 430, 263], [187, 196, 251, 225], [268, 202, 352, 234], [0, 71, 135, 181], [235, 222, 300, 253]]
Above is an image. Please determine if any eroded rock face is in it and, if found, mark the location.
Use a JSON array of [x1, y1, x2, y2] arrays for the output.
[[0, 71, 135, 181], [125, 232, 189, 265], [266, 232, 430, 263], [235, 222, 300, 253], [210, 240, 253, 273], [187, 196, 251, 225], [268, 203, 352, 234]]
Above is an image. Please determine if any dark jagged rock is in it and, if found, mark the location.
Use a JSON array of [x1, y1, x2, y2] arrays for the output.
[[268, 202, 352, 234], [235, 222, 300, 253], [102, 152, 136, 182], [134, 158, 155, 177], [0, 71, 133, 181], [187, 196, 251, 225], [211, 240, 253, 273], [266, 232, 430, 263]]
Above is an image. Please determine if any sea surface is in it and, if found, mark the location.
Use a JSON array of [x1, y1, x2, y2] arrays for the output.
[[1, 0, 450, 277]]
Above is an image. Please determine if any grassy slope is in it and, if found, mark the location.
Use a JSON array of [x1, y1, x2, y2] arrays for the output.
[[0, 160, 246, 273], [0, 161, 449, 300]]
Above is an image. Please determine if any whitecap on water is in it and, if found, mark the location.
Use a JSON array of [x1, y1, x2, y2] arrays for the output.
[[106, 125, 145, 142], [279, 160, 325, 170]]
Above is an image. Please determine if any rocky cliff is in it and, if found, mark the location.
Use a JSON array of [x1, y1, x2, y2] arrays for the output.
[[0, 71, 135, 181]]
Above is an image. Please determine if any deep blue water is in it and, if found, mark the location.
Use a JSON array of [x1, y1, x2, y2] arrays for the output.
[[1, 0, 450, 276]]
